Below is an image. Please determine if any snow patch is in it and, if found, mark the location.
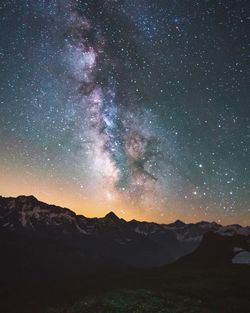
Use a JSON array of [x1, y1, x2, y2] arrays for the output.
[[232, 251, 250, 265], [233, 247, 244, 253], [75, 222, 87, 234], [20, 211, 27, 227]]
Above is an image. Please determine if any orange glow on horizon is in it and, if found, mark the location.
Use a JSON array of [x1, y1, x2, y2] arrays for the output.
[[0, 163, 248, 226]]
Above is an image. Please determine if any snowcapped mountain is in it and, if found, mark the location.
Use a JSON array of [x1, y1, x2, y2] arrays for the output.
[[164, 219, 250, 242], [0, 195, 88, 233], [1, 195, 249, 239], [0, 195, 249, 278]]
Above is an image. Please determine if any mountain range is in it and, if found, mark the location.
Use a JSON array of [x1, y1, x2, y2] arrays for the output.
[[0, 195, 249, 283]]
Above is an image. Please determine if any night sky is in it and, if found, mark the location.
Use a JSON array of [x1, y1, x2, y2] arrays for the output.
[[0, 0, 249, 225]]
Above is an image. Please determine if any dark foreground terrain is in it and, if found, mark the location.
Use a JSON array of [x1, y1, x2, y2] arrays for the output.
[[1, 264, 249, 313]]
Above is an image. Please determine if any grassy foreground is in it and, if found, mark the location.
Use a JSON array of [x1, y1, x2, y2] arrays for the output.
[[43, 289, 208, 313], [1, 264, 249, 312], [40, 265, 250, 313]]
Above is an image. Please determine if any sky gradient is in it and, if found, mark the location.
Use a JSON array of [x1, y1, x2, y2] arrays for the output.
[[0, 0, 249, 225]]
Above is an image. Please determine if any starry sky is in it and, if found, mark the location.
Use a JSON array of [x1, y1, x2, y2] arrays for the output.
[[0, 0, 249, 225]]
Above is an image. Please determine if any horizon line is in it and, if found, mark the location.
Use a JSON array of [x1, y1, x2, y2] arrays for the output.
[[1, 193, 249, 228]]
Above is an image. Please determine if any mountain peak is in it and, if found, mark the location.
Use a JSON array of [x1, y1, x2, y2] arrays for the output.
[[168, 219, 186, 227], [17, 195, 38, 202], [104, 211, 119, 221]]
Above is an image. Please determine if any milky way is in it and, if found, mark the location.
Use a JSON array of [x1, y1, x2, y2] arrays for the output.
[[0, 0, 249, 225]]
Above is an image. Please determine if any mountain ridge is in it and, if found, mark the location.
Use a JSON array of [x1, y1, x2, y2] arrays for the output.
[[1, 194, 249, 229], [0, 194, 249, 278]]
